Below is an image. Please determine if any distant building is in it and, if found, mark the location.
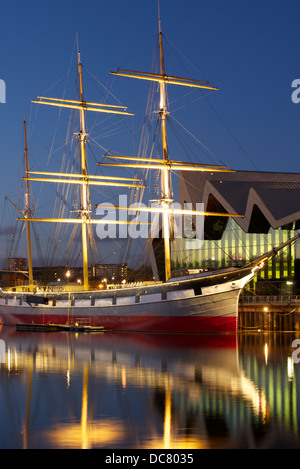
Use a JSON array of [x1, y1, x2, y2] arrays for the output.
[[90, 263, 128, 283], [0, 258, 28, 287], [7, 258, 27, 271]]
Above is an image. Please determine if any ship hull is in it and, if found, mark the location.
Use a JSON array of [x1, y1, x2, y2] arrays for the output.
[[0, 289, 239, 332], [0, 266, 256, 333]]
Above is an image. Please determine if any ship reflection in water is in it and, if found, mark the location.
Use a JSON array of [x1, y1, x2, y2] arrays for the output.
[[0, 326, 300, 449]]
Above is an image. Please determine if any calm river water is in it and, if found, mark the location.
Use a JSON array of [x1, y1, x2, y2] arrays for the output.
[[1, 325, 300, 450]]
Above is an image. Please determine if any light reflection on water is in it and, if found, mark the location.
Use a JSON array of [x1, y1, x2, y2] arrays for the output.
[[0, 326, 300, 449]]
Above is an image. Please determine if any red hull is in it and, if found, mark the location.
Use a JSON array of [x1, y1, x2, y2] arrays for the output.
[[0, 312, 237, 333]]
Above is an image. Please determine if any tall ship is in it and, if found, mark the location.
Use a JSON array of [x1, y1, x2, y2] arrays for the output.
[[0, 16, 298, 333]]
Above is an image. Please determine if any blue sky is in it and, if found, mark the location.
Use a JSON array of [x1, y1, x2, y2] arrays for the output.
[[1, 0, 300, 266]]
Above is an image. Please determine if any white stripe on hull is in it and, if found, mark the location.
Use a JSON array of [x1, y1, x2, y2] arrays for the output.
[[0, 286, 241, 319]]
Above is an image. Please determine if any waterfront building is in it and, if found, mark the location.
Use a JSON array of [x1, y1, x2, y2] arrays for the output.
[[6, 257, 27, 272], [173, 170, 300, 295], [0, 258, 28, 287], [90, 263, 128, 283]]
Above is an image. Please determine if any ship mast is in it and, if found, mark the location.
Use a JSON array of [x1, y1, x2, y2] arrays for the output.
[[109, 19, 223, 282], [158, 16, 172, 281], [77, 51, 90, 291], [19, 47, 142, 292], [23, 119, 34, 291], [97, 11, 252, 283]]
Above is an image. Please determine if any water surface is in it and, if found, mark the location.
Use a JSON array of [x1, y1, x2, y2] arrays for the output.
[[0, 326, 299, 449]]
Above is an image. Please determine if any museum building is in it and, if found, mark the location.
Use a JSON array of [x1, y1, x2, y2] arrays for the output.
[[174, 170, 300, 295]]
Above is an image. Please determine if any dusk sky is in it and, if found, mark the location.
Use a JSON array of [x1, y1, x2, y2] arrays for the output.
[[1, 0, 300, 266]]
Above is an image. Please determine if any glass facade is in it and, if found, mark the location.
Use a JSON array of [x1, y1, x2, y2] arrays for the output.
[[172, 218, 297, 295]]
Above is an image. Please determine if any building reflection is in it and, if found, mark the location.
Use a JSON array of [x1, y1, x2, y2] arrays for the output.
[[238, 333, 300, 445], [0, 328, 300, 448]]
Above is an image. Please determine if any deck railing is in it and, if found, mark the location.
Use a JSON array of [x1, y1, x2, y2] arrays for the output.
[[240, 295, 299, 304]]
